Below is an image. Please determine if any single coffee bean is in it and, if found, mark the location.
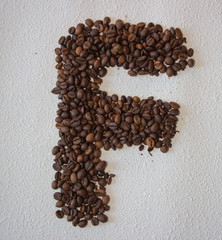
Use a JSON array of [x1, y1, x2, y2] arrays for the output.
[[52, 180, 58, 189], [164, 57, 174, 65], [97, 213, 108, 223], [154, 61, 163, 70], [160, 145, 169, 153], [77, 169, 86, 180], [170, 101, 180, 109], [78, 220, 88, 228], [86, 133, 94, 142], [91, 217, 99, 226], [95, 161, 107, 172], [175, 28, 183, 39], [54, 192, 62, 200], [166, 67, 174, 77], [116, 19, 124, 29], [188, 59, 195, 67], [102, 195, 110, 205], [70, 172, 77, 183], [85, 18, 94, 27], [56, 210, 64, 219], [150, 122, 159, 132], [62, 182, 70, 191], [146, 137, 155, 148], [62, 206, 70, 215], [52, 146, 60, 155], [139, 145, 144, 151], [72, 217, 79, 226], [187, 48, 194, 57]]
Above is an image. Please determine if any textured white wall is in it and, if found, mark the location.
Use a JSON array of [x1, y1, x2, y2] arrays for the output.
[[0, 0, 222, 239]]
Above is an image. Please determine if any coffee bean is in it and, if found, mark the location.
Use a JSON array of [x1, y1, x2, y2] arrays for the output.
[[187, 48, 194, 57], [165, 57, 174, 65], [154, 61, 163, 70], [188, 59, 195, 67], [91, 217, 99, 226], [85, 18, 94, 27], [115, 19, 124, 29], [62, 206, 70, 215], [95, 161, 107, 172], [166, 67, 174, 77], [150, 122, 159, 132], [56, 210, 64, 219], [160, 145, 169, 153], [52, 146, 60, 155], [146, 137, 155, 148], [97, 214, 108, 223], [78, 220, 88, 228], [51, 181, 58, 189], [102, 195, 110, 205], [77, 169, 86, 180], [175, 28, 183, 39], [86, 133, 94, 142], [62, 182, 70, 191], [109, 122, 118, 130], [77, 189, 87, 196], [132, 135, 142, 145], [72, 217, 79, 226], [54, 192, 62, 200], [170, 101, 180, 109], [70, 172, 77, 183], [56, 200, 64, 207]]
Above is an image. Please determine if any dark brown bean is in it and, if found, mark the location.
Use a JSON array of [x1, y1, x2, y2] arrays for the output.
[[146, 137, 155, 148], [78, 220, 88, 228], [188, 59, 195, 67], [102, 195, 110, 205], [77, 169, 86, 180], [160, 145, 169, 153], [97, 214, 108, 223], [91, 217, 99, 226], [56, 210, 64, 219], [95, 161, 107, 172]]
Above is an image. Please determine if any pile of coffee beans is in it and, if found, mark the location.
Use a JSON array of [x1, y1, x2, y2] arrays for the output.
[[51, 17, 194, 227]]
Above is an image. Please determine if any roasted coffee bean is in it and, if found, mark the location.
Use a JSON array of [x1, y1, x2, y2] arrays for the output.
[[102, 195, 110, 205], [62, 206, 70, 215], [170, 101, 180, 109], [166, 67, 174, 77], [139, 145, 144, 151], [56, 210, 64, 219], [77, 169, 86, 180], [72, 217, 79, 226], [175, 28, 183, 39], [91, 217, 99, 226], [146, 137, 155, 148], [52, 146, 60, 155], [54, 192, 62, 200], [78, 220, 88, 228], [70, 172, 77, 183], [86, 133, 94, 142], [187, 48, 194, 57], [160, 145, 169, 153], [62, 182, 70, 191], [95, 161, 107, 172], [165, 57, 174, 65], [188, 59, 195, 67], [97, 214, 108, 223], [52, 18, 191, 228]]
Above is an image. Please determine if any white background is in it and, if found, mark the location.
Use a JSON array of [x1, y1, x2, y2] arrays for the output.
[[0, 0, 222, 239]]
